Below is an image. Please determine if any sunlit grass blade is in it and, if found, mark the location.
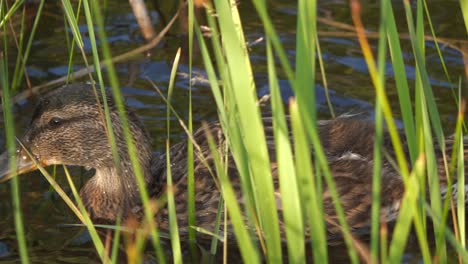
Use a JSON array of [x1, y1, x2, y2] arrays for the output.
[[388, 154, 425, 263], [61, 0, 84, 48], [88, 1, 166, 262], [448, 93, 466, 263], [0, 0, 23, 28], [267, 39, 305, 262], [81, 0, 121, 173], [195, 11, 264, 258], [63, 166, 110, 263], [1, 17, 29, 263], [203, 124, 260, 263], [110, 216, 122, 264], [422, 1, 456, 91], [165, 48, 182, 263], [11, 0, 45, 91], [165, 139, 182, 263], [199, 5, 261, 229], [315, 32, 335, 118], [63, 0, 82, 83], [370, 1, 387, 260], [456, 132, 466, 256], [402, 0, 444, 145], [213, 0, 282, 260], [297, 0, 359, 261], [209, 196, 225, 257], [384, 0, 417, 161], [424, 204, 468, 262], [290, 100, 328, 263], [462, 0, 468, 33], [413, 1, 448, 260], [186, 0, 197, 259]]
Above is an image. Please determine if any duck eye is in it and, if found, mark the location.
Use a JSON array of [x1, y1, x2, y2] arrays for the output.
[[49, 117, 62, 126]]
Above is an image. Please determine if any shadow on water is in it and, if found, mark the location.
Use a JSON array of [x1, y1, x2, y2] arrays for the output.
[[0, 0, 466, 262]]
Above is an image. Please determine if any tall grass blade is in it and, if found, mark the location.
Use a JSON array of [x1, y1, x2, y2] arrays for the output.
[[422, 1, 456, 90], [203, 125, 260, 263], [290, 100, 328, 263], [370, 1, 388, 260], [315, 33, 335, 118], [110, 216, 122, 264], [11, 0, 45, 91], [213, 0, 282, 261], [61, 0, 84, 48], [166, 48, 183, 263], [384, 0, 417, 161], [63, 167, 109, 263], [0, 0, 23, 28], [460, 0, 468, 33], [1, 20, 29, 264], [456, 104, 465, 248], [186, 0, 197, 259], [200, 6, 260, 227], [388, 155, 425, 263], [81, 0, 121, 173], [88, 1, 166, 262], [267, 39, 305, 262], [297, 0, 359, 261]]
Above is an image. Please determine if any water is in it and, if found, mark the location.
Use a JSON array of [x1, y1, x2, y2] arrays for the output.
[[0, 0, 465, 262]]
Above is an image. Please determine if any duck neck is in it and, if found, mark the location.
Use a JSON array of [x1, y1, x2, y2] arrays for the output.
[[80, 111, 155, 223], [80, 160, 150, 223]]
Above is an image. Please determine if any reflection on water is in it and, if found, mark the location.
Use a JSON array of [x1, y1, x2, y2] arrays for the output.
[[0, 0, 465, 262]]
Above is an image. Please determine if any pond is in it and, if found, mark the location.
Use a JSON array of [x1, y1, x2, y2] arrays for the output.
[[0, 0, 466, 263]]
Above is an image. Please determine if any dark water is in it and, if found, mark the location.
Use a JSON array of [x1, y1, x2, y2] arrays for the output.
[[0, 0, 466, 263]]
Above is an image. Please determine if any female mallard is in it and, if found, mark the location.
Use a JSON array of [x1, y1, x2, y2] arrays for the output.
[[0, 83, 464, 241]]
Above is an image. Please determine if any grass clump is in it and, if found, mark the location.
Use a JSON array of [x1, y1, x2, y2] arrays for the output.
[[0, 0, 466, 263]]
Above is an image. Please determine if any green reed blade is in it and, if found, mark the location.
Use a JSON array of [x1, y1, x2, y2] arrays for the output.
[[297, 0, 359, 261], [61, 0, 83, 48], [81, 0, 121, 174], [290, 100, 328, 263], [370, 0, 386, 257], [315, 32, 335, 118], [384, 0, 417, 162], [422, 1, 456, 91], [209, 196, 224, 256], [88, 1, 166, 262], [166, 48, 183, 263], [460, 0, 468, 33], [200, 5, 260, 228], [11, 0, 45, 91], [204, 125, 260, 263], [267, 39, 305, 263], [63, 166, 110, 263], [186, 0, 197, 258], [0, 0, 23, 28], [425, 204, 468, 262], [166, 139, 182, 263], [213, 0, 283, 260], [1, 20, 29, 264], [110, 215, 122, 264], [388, 155, 425, 263], [195, 14, 262, 258], [456, 134, 465, 245]]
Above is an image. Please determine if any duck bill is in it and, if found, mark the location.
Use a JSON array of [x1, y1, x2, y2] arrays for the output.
[[0, 148, 37, 183]]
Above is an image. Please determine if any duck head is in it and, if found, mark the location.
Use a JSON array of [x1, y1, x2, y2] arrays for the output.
[[0, 83, 154, 222]]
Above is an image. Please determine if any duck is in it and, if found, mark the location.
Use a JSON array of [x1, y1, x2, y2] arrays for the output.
[[0, 83, 464, 242]]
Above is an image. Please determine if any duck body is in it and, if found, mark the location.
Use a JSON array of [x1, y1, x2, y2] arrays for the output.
[[0, 83, 462, 242]]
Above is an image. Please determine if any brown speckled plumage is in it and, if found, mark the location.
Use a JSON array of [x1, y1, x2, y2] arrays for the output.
[[1, 83, 466, 243]]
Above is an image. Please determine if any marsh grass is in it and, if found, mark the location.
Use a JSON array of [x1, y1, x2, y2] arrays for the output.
[[0, 0, 467, 263]]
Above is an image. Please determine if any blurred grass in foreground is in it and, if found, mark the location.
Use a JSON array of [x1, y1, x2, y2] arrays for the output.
[[0, 0, 467, 263]]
